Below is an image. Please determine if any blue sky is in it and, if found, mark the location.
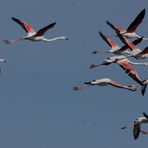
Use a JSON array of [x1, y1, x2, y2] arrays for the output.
[[0, 0, 148, 148]]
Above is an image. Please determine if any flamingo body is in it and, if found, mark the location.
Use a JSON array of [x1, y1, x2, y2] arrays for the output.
[[4, 17, 68, 44], [122, 112, 148, 140], [73, 78, 136, 91], [106, 9, 147, 39]]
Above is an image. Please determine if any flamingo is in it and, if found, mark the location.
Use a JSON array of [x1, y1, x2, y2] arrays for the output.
[[92, 32, 142, 55], [106, 9, 148, 40], [90, 55, 148, 69], [121, 112, 148, 140], [73, 78, 136, 91], [4, 17, 68, 44]]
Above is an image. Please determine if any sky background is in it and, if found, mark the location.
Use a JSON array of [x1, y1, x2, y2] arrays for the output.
[[0, 0, 148, 148]]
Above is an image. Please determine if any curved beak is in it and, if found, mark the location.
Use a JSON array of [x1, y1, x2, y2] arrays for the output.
[[84, 81, 91, 85]]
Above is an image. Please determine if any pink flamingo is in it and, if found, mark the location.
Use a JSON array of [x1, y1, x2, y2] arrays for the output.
[[121, 112, 148, 140], [106, 9, 148, 40], [4, 17, 68, 44], [92, 32, 142, 55], [73, 78, 136, 91]]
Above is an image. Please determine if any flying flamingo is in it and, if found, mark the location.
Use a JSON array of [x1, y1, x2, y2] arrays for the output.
[[121, 112, 148, 140], [106, 9, 148, 40], [90, 55, 148, 69], [92, 32, 142, 55], [4, 17, 68, 44], [73, 78, 136, 91]]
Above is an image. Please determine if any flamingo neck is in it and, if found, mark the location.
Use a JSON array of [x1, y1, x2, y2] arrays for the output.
[[43, 36, 68, 42]]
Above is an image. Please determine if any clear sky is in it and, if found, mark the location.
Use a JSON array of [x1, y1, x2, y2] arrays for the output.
[[0, 0, 148, 148]]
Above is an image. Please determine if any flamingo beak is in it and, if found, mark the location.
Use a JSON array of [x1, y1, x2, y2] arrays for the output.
[[84, 81, 91, 85]]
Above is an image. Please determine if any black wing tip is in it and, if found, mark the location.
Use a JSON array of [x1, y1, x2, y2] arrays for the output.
[[98, 31, 102, 34], [11, 17, 17, 20], [106, 20, 110, 24], [48, 22, 56, 28], [106, 20, 112, 25], [143, 112, 148, 119], [142, 8, 146, 13], [52, 22, 56, 26], [134, 136, 139, 140], [141, 84, 147, 96]]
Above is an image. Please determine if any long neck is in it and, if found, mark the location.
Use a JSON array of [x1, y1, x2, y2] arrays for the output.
[[42, 36, 67, 42]]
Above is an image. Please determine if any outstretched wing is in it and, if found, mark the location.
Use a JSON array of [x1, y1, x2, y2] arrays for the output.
[[99, 31, 120, 49], [12, 17, 35, 33], [106, 21, 126, 33], [35, 22, 56, 36], [117, 59, 143, 86], [109, 80, 135, 91], [127, 9, 146, 32], [117, 38, 142, 53]]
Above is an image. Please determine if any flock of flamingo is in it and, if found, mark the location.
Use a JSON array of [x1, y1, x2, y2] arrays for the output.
[[0, 9, 148, 140], [73, 9, 148, 140]]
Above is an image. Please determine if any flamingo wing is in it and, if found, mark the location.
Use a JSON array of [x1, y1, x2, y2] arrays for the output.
[[106, 21, 126, 33], [117, 38, 142, 53], [12, 17, 35, 33], [138, 47, 148, 55], [141, 84, 147, 96], [133, 123, 141, 140], [35, 22, 56, 37], [109, 81, 128, 89], [117, 59, 143, 86], [99, 31, 119, 48], [127, 9, 146, 33]]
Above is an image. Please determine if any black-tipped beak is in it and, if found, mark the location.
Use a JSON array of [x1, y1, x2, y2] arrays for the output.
[[92, 50, 99, 54], [84, 81, 91, 85]]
